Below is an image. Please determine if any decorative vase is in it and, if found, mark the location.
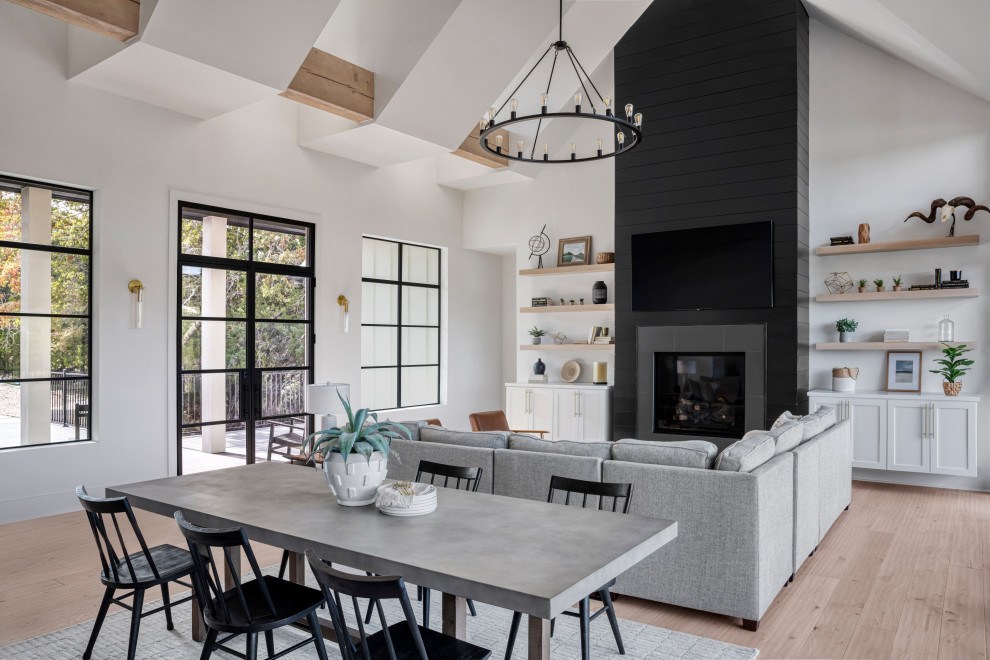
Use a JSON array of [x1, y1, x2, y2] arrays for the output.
[[531, 336, 542, 345], [858, 287, 866, 293], [943, 382, 962, 396], [323, 451, 388, 506], [533, 358, 546, 375], [592, 281, 608, 304], [876, 286, 885, 293], [938, 315, 955, 342], [839, 331, 851, 343]]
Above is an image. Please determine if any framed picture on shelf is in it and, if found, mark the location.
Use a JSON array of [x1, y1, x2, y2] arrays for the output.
[[885, 350, 922, 392], [556, 236, 592, 267]]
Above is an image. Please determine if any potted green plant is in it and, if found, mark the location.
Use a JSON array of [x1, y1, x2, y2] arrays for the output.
[[892, 275, 903, 292], [857, 278, 868, 293], [529, 325, 547, 345], [873, 278, 885, 293], [930, 343, 973, 396], [835, 318, 858, 343], [307, 393, 410, 506]]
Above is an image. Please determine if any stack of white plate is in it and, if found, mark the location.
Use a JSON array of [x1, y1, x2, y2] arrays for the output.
[[375, 483, 438, 517]]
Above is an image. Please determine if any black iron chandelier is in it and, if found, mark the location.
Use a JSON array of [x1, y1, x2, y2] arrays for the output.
[[479, 0, 642, 164]]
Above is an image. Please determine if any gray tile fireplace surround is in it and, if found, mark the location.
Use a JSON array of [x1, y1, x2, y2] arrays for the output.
[[636, 324, 766, 451]]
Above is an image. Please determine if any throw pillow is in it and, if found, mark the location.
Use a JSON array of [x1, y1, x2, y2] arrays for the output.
[[715, 434, 775, 472]]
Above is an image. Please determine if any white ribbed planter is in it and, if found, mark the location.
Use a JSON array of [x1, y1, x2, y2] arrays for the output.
[[323, 451, 388, 506]]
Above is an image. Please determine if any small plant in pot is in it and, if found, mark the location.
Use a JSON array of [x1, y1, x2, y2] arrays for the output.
[[836, 318, 858, 343], [930, 343, 973, 396], [892, 275, 903, 292], [873, 278, 885, 293], [529, 325, 547, 345], [307, 393, 410, 506], [857, 278, 868, 293]]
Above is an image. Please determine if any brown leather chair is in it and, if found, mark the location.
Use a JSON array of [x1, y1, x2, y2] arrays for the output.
[[468, 410, 548, 438], [425, 418, 442, 427]]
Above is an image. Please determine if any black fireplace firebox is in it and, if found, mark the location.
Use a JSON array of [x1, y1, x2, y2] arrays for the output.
[[654, 352, 745, 437]]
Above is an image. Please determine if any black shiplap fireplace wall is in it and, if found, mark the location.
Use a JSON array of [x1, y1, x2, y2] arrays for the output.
[[613, 0, 810, 440]]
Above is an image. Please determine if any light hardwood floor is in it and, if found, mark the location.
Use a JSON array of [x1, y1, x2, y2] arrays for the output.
[[0, 480, 986, 659]]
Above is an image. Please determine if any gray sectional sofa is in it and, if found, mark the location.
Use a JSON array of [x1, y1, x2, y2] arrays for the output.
[[384, 408, 851, 630]]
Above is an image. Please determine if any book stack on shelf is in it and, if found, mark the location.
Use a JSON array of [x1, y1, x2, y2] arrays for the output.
[[587, 326, 615, 345], [528, 374, 549, 384], [939, 279, 970, 290], [883, 329, 911, 343], [531, 296, 553, 307]]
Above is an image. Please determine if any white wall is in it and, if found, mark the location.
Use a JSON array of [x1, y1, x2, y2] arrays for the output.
[[464, 161, 615, 387], [809, 20, 990, 490], [0, 5, 503, 523]]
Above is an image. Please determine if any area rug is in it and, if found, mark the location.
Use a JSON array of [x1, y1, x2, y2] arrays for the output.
[[0, 571, 757, 660]]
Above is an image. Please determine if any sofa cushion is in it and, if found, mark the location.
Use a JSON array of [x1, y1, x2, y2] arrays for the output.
[[508, 434, 612, 460], [420, 425, 508, 449], [770, 411, 800, 429], [715, 434, 775, 472], [388, 438, 494, 493], [494, 449, 603, 504], [801, 406, 837, 441], [611, 438, 719, 469], [383, 420, 427, 443], [768, 421, 804, 455]]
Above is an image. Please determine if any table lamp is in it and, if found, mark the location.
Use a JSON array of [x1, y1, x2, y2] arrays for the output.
[[306, 382, 350, 431]]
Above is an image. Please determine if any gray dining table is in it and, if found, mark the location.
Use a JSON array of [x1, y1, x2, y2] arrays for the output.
[[107, 461, 677, 659]]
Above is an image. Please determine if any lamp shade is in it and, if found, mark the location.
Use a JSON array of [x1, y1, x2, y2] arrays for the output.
[[305, 383, 350, 415]]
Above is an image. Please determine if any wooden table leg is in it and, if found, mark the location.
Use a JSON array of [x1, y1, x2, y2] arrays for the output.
[[528, 616, 550, 660], [286, 550, 306, 585], [441, 592, 467, 639], [224, 546, 241, 590]]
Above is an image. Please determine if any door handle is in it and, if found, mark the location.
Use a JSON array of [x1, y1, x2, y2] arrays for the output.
[[573, 391, 578, 417], [930, 403, 935, 440], [578, 391, 582, 417], [239, 369, 250, 420]]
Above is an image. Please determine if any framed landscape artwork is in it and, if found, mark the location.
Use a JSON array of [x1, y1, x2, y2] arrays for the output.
[[557, 235, 592, 267], [885, 350, 922, 392]]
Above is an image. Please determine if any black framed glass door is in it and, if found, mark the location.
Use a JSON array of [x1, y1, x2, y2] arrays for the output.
[[177, 202, 314, 474]]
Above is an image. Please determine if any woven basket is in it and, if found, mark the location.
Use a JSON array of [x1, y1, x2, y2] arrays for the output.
[[943, 382, 962, 396], [596, 252, 615, 264]]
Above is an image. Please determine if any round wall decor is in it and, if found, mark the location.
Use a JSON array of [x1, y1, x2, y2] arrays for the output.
[[561, 360, 581, 383]]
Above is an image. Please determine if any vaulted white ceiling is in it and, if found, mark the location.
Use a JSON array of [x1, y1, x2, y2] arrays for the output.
[[804, 0, 990, 104]]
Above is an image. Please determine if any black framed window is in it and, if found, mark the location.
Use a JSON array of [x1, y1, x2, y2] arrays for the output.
[[361, 237, 441, 411], [0, 175, 92, 450]]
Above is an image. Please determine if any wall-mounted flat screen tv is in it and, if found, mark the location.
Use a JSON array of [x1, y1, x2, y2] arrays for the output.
[[631, 221, 774, 311]]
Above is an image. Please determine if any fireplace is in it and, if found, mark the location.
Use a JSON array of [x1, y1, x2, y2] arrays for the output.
[[636, 324, 766, 449], [654, 352, 746, 437]]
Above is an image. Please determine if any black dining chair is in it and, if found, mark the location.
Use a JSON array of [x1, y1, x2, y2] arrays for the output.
[[504, 475, 633, 660], [409, 460, 483, 627], [174, 512, 329, 660], [77, 485, 197, 660], [306, 548, 492, 660]]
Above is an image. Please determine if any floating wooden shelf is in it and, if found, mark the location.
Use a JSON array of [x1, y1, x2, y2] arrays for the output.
[[520, 304, 614, 313], [519, 263, 615, 276], [815, 288, 978, 303], [815, 341, 977, 351], [520, 344, 615, 351], [815, 234, 979, 256]]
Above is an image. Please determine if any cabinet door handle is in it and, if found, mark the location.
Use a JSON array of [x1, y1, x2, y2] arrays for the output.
[[577, 391, 582, 417], [573, 391, 578, 417], [930, 403, 935, 440]]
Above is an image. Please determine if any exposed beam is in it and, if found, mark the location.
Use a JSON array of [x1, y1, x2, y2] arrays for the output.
[[280, 48, 374, 123], [452, 125, 508, 169], [7, 0, 139, 41]]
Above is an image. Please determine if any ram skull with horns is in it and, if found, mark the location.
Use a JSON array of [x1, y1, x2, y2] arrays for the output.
[[905, 196, 990, 237]]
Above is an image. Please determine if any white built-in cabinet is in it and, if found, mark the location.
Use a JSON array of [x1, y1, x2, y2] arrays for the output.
[[506, 384, 612, 442], [809, 390, 978, 477]]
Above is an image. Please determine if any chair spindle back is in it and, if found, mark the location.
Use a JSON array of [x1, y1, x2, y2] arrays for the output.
[[415, 460, 483, 492], [547, 475, 633, 513], [77, 485, 160, 585]]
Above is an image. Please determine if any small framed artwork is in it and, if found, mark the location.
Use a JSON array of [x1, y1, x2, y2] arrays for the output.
[[885, 350, 922, 392], [557, 236, 592, 267]]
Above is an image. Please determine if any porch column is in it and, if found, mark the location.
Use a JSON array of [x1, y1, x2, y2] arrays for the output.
[[19, 187, 52, 445], [200, 216, 228, 453]]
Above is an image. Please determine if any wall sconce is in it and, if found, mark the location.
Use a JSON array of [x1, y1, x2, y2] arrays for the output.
[[128, 280, 144, 329], [337, 295, 350, 333]]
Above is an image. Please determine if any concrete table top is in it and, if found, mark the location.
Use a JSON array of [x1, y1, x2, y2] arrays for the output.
[[108, 462, 677, 619]]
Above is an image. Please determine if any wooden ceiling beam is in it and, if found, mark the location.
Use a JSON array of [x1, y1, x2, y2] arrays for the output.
[[452, 125, 508, 169], [280, 48, 374, 123], [8, 0, 139, 41]]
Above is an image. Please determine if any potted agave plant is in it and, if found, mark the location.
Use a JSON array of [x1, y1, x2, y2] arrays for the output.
[[529, 325, 547, 345], [930, 343, 973, 396], [307, 393, 410, 506]]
